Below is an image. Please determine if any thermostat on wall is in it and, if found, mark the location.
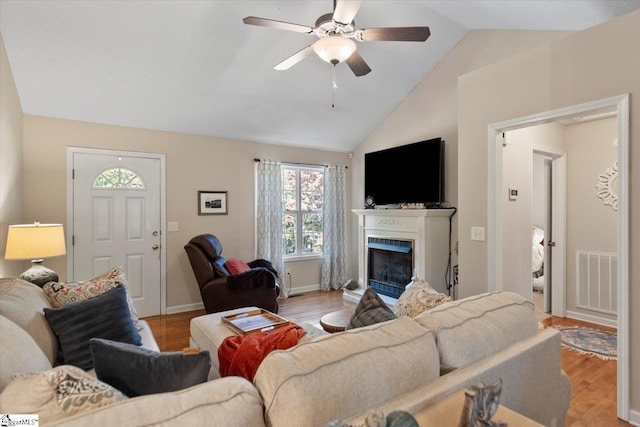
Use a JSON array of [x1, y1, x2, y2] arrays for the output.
[[509, 188, 518, 201]]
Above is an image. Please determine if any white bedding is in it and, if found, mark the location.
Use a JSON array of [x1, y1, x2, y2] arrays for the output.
[[532, 227, 545, 291]]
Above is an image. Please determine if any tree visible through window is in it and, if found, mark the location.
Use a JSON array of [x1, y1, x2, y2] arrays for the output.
[[282, 165, 324, 257], [93, 168, 145, 189]]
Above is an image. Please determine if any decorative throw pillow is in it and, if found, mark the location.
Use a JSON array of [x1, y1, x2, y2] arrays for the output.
[[0, 365, 127, 423], [394, 278, 451, 318], [43, 266, 141, 330], [346, 287, 397, 330], [44, 285, 142, 370], [225, 258, 251, 275], [90, 338, 211, 397]]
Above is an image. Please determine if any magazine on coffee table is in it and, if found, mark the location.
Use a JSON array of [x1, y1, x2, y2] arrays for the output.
[[222, 309, 290, 335]]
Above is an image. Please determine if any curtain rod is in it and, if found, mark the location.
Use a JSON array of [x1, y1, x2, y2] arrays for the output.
[[253, 158, 348, 169]]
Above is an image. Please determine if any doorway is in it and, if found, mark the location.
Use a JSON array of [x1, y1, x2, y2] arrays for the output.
[[487, 94, 629, 420], [66, 147, 167, 317], [531, 151, 554, 316]]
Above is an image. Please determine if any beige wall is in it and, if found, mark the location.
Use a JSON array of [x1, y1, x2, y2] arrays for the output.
[[22, 115, 350, 311], [458, 10, 639, 417], [349, 29, 570, 284], [502, 123, 566, 298], [504, 119, 618, 323], [0, 35, 26, 277], [565, 117, 618, 321]]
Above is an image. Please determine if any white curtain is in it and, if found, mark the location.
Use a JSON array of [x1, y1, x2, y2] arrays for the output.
[[255, 159, 287, 298], [321, 164, 349, 290]]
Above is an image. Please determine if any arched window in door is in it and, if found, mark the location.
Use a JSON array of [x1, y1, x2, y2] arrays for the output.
[[93, 168, 145, 189]]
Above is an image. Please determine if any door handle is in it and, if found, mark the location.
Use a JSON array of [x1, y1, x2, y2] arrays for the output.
[[152, 244, 159, 250], [548, 241, 556, 247], [152, 231, 159, 236]]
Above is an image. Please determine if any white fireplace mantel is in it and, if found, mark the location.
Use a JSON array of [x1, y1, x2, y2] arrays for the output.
[[346, 209, 455, 305]]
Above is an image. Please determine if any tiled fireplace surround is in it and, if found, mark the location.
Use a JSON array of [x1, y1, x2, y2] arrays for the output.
[[346, 209, 454, 306]]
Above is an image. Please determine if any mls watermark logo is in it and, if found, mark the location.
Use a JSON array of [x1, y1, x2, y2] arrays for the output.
[[0, 414, 39, 426]]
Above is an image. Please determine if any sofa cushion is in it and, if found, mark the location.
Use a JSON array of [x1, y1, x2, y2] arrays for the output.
[[0, 277, 58, 364], [44, 285, 142, 370], [90, 338, 211, 397], [394, 278, 451, 318], [44, 376, 265, 427], [254, 316, 439, 427], [346, 287, 397, 329], [0, 315, 52, 393], [414, 291, 538, 373], [0, 365, 127, 424], [43, 266, 141, 330]]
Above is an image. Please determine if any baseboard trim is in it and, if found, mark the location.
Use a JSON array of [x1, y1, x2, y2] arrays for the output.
[[628, 409, 640, 426], [166, 302, 204, 315], [286, 284, 321, 296], [565, 310, 617, 329]]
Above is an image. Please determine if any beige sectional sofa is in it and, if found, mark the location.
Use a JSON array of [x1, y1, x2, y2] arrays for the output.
[[0, 277, 571, 426]]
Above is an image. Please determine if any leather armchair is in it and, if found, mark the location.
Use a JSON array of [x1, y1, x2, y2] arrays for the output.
[[184, 234, 279, 314]]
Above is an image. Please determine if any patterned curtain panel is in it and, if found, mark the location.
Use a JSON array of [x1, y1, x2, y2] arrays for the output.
[[255, 159, 287, 298], [321, 164, 349, 290]]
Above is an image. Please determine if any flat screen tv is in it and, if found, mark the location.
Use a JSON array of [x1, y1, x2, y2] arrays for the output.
[[364, 137, 444, 208]]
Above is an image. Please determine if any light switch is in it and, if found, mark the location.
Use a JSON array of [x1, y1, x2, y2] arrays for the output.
[[168, 222, 179, 232], [471, 227, 486, 241]]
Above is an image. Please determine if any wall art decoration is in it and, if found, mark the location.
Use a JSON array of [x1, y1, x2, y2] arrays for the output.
[[198, 191, 228, 215], [596, 162, 618, 211]]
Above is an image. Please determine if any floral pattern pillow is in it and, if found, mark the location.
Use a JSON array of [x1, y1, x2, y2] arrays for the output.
[[0, 365, 127, 423], [43, 266, 140, 330], [393, 278, 451, 318]]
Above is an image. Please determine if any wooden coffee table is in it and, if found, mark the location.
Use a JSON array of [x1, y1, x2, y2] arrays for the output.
[[319, 308, 353, 333]]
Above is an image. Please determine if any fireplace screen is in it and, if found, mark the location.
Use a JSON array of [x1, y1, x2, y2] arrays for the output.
[[367, 238, 413, 299]]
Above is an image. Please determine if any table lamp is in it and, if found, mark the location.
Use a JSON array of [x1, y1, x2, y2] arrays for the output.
[[4, 222, 66, 287]]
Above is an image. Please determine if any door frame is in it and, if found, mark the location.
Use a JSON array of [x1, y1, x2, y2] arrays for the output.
[[66, 147, 167, 315], [487, 94, 630, 420]]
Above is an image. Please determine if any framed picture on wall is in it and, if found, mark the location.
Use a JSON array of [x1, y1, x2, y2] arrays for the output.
[[198, 191, 228, 215]]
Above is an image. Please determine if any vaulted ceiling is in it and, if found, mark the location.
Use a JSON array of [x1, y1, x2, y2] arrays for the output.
[[2, 1, 639, 152]]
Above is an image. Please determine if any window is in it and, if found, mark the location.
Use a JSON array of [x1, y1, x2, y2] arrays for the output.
[[282, 165, 324, 257], [93, 168, 145, 189]]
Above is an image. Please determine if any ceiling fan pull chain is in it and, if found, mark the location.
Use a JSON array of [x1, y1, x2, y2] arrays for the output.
[[331, 64, 338, 108]]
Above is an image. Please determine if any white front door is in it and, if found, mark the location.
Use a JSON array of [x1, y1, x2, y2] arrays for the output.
[[70, 149, 163, 317]]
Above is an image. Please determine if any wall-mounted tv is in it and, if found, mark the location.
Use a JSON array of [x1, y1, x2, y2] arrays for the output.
[[364, 137, 444, 208]]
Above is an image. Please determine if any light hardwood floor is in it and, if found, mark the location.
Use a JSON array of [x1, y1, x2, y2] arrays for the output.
[[145, 290, 627, 427]]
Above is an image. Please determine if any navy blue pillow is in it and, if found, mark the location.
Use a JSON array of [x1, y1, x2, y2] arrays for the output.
[[90, 338, 211, 397], [44, 284, 141, 370]]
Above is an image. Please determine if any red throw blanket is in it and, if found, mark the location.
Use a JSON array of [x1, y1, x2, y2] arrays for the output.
[[218, 324, 306, 381]]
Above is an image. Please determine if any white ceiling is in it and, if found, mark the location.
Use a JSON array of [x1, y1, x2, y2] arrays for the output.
[[1, 1, 639, 153]]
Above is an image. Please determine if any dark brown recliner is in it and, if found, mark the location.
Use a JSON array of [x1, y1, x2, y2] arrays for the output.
[[184, 234, 279, 314]]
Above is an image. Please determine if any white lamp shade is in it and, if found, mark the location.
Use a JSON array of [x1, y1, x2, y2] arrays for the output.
[[313, 36, 357, 64], [4, 223, 66, 260]]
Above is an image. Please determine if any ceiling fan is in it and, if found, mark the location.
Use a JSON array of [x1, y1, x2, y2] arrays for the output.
[[243, 0, 431, 77]]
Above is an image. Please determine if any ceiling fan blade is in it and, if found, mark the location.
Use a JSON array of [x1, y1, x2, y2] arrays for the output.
[[346, 51, 371, 77], [274, 45, 313, 70], [243, 16, 314, 34], [332, 0, 362, 25], [359, 26, 431, 42]]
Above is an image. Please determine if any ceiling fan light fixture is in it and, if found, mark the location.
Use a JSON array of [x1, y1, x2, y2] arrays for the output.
[[313, 36, 356, 64]]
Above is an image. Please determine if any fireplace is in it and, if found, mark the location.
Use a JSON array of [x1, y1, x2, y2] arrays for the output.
[[368, 238, 413, 299], [348, 209, 455, 305]]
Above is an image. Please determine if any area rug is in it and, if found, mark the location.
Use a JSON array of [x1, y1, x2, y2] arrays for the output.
[[555, 326, 617, 360]]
